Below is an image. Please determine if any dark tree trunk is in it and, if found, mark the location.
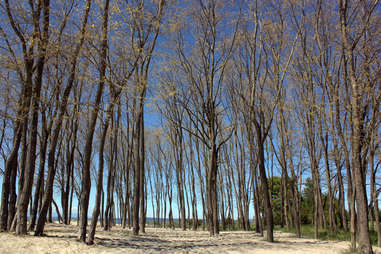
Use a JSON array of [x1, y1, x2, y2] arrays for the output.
[[100, 189, 104, 228], [78, 0, 109, 241], [52, 199, 63, 223], [219, 173, 226, 231], [321, 132, 337, 233], [48, 203, 52, 223], [339, 2, 373, 252], [132, 110, 142, 235], [79, 0, 109, 242], [62, 124, 76, 225], [0, 127, 22, 232], [370, 150, 381, 247], [174, 132, 186, 231], [7, 161, 18, 231], [0, 0, 35, 232], [34, 0, 92, 236], [257, 140, 273, 242], [88, 112, 111, 244], [139, 112, 146, 233], [189, 139, 198, 230], [105, 114, 117, 231], [207, 144, 219, 236], [16, 0, 50, 235], [28, 114, 49, 231]]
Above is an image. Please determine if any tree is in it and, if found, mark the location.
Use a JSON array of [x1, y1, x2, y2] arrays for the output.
[[231, 0, 298, 241], [339, 0, 379, 253], [79, 0, 110, 242], [1, 0, 38, 231], [126, 0, 166, 236], [10, 0, 50, 235], [35, 0, 93, 236], [171, 0, 238, 236]]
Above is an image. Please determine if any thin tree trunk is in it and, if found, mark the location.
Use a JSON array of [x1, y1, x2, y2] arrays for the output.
[[88, 110, 111, 244], [28, 115, 50, 231], [0, 0, 35, 232], [79, 0, 109, 242], [139, 113, 146, 233], [16, 1, 50, 234], [133, 110, 142, 235], [52, 199, 63, 223], [34, 0, 92, 236]]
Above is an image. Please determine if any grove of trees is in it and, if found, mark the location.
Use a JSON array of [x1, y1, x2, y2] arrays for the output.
[[0, 0, 379, 254]]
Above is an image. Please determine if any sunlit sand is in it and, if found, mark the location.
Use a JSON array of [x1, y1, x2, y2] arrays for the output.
[[1, 222, 377, 254]]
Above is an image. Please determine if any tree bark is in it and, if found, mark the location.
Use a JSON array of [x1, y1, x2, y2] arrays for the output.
[[16, 0, 51, 235], [88, 111, 111, 244], [34, 0, 92, 236], [257, 138, 273, 242], [29, 113, 50, 231], [339, 1, 373, 253], [79, 0, 109, 242]]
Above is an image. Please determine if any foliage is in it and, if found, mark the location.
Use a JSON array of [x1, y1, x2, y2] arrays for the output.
[[275, 224, 379, 246]]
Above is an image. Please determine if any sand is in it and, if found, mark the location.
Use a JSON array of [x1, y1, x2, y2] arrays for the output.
[[0, 223, 380, 254]]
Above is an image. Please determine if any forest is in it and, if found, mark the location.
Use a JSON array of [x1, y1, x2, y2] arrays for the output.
[[0, 0, 380, 254]]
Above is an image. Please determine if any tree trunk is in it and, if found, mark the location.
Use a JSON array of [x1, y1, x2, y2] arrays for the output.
[[79, 0, 109, 241], [132, 110, 142, 235], [88, 112, 110, 244], [63, 126, 76, 225], [258, 139, 273, 242], [175, 135, 186, 231], [0, 0, 35, 232], [104, 126, 115, 231], [34, 0, 92, 236], [0, 126, 22, 231], [52, 199, 63, 223], [207, 144, 219, 236], [370, 151, 381, 247], [29, 115, 49, 231], [16, 0, 50, 234], [339, 2, 373, 252], [139, 113, 146, 233], [321, 132, 337, 233]]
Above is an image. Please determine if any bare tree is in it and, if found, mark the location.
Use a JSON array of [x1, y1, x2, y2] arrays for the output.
[[79, 0, 110, 242], [339, 0, 380, 253], [172, 0, 238, 236], [35, 0, 93, 236]]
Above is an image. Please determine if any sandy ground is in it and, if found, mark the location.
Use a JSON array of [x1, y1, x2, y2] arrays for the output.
[[0, 223, 380, 254]]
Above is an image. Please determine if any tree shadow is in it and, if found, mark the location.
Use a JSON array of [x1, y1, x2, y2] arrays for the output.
[[30, 225, 347, 253], [96, 237, 258, 252]]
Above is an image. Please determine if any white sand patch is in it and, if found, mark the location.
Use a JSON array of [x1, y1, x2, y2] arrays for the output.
[[0, 223, 380, 254]]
